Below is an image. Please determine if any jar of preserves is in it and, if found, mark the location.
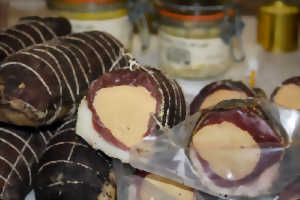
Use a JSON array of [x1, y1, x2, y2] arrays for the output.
[[47, 0, 133, 48], [154, 0, 244, 79]]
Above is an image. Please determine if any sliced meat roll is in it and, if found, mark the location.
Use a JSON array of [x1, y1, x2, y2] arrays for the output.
[[76, 66, 186, 163], [190, 80, 258, 115], [0, 16, 71, 62], [0, 122, 54, 200], [189, 99, 286, 197], [34, 119, 116, 200], [0, 31, 129, 127], [271, 76, 300, 110]]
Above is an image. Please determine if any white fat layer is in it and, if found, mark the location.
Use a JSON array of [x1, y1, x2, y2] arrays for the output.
[[76, 99, 130, 163], [189, 147, 279, 198]]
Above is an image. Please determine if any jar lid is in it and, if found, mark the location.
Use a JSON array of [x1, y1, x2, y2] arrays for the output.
[[260, 1, 299, 15], [154, 0, 236, 21]]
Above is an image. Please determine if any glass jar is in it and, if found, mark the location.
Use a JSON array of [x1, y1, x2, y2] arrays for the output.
[[155, 0, 242, 79], [47, 0, 133, 49]]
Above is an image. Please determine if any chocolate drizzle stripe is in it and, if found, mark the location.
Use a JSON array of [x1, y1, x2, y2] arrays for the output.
[[0, 156, 22, 181], [0, 46, 9, 56], [67, 43, 92, 77], [8, 28, 36, 44], [32, 21, 56, 38], [1, 61, 53, 96], [0, 128, 39, 162], [45, 142, 88, 154], [96, 33, 120, 69], [59, 45, 89, 86], [0, 138, 31, 184], [32, 48, 75, 103], [19, 51, 62, 106], [63, 36, 105, 74], [38, 160, 95, 174], [101, 32, 123, 49], [0, 42, 15, 53], [80, 33, 111, 74], [67, 144, 76, 161], [56, 45, 81, 95], [26, 24, 45, 42], [39, 131, 48, 144], [37, 44, 79, 97], [162, 81, 171, 127], [56, 119, 76, 131], [46, 181, 84, 188], [0, 33, 25, 50]]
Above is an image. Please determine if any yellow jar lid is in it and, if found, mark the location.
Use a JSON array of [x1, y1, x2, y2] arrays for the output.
[[54, 8, 128, 20], [260, 1, 299, 15]]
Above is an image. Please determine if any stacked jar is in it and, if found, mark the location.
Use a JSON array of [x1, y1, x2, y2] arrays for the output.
[[47, 0, 133, 49], [154, 0, 242, 79]]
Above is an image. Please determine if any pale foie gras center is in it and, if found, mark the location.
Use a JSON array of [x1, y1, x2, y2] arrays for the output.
[[200, 89, 248, 110], [192, 121, 260, 181], [140, 174, 195, 200], [274, 84, 300, 110], [93, 86, 157, 148]]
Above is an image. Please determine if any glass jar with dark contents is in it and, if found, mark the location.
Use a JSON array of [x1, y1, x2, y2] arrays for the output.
[[154, 0, 243, 79]]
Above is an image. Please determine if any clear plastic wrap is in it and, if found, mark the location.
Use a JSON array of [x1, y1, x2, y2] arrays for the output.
[[113, 160, 221, 200], [128, 98, 300, 199]]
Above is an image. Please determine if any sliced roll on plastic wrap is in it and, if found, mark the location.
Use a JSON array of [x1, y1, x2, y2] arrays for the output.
[[0, 31, 130, 127], [0, 16, 71, 62], [127, 98, 300, 199], [0, 122, 56, 200], [271, 76, 300, 142], [113, 160, 218, 200], [76, 65, 186, 163], [34, 119, 116, 200]]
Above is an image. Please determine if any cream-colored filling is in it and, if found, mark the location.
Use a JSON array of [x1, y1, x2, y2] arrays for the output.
[[274, 84, 300, 110], [192, 121, 260, 181], [93, 86, 157, 148], [140, 174, 195, 200], [200, 89, 248, 110]]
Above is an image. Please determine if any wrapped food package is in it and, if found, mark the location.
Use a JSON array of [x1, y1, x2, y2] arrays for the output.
[[189, 99, 286, 197], [0, 16, 71, 62], [34, 119, 116, 200], [76, 65, 186, 163], [0, 31, 129, 127], [129, 98, 291, 199]]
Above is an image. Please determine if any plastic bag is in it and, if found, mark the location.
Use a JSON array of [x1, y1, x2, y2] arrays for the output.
[[128, 98, 300, 199], [113, 160, 221, 200]]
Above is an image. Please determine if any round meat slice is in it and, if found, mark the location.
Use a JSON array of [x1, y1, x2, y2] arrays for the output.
[[34, 119, 116, 200], [189, 99, 286, 197], [271, 76, 300, 110], [139, 173, 196, 200], [76, 66, 186, 163], [190, 80, 257, 115]]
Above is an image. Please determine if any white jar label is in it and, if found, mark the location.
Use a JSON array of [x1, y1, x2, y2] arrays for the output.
[[71, 16, 133, 48], [158, 30, 231, 69]]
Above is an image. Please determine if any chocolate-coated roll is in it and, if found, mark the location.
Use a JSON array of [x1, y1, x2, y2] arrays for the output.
[[0, 16, 71, 62], [34, 119, 115, 200], [0, 122, 54, 200], [0, 31, 129, 127]]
